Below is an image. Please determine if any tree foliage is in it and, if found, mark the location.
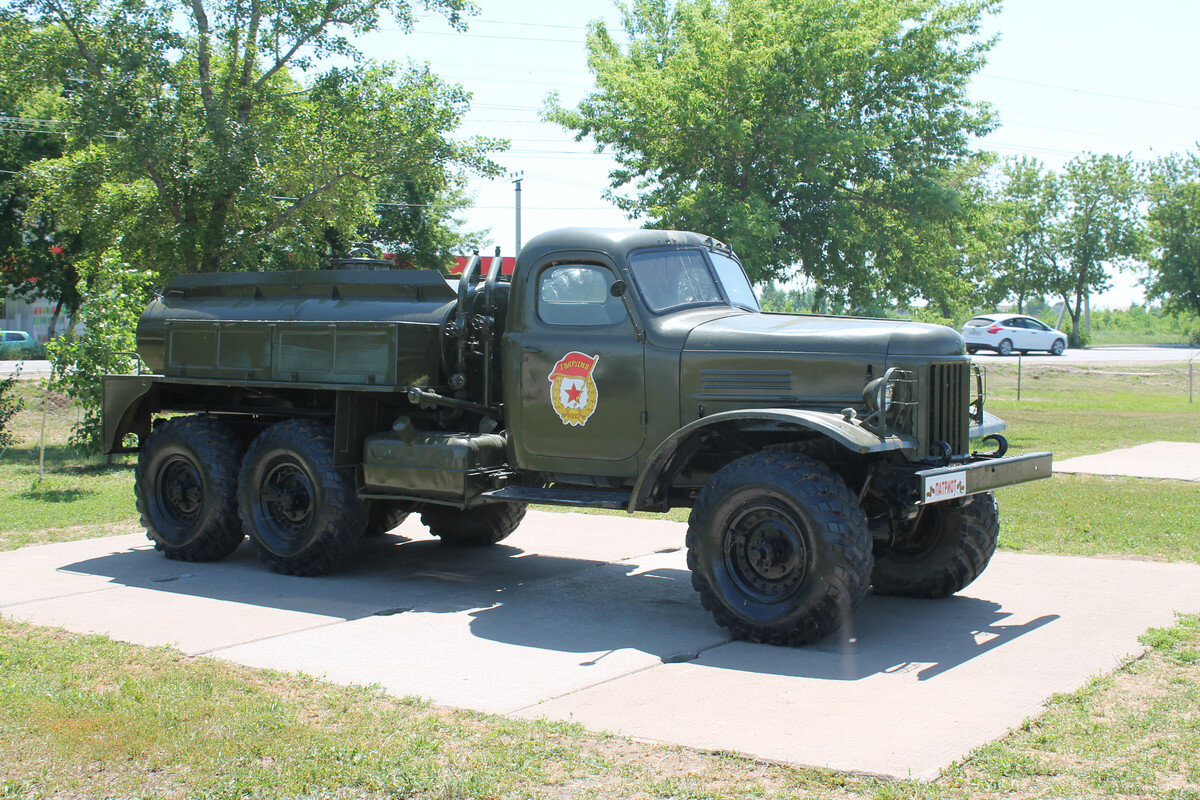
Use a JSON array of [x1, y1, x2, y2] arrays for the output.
[[45, 252, 156, 453], [1145, 152, 1200, 322], [2, 0, 504, 278], [0, 21, 81, 328], [986, 156, 1059, 313], [1049, 153, 1142, 346], [550, 0, 999, 308]]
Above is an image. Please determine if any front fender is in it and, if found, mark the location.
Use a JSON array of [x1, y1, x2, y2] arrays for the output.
[[629, 408, 916, 512]]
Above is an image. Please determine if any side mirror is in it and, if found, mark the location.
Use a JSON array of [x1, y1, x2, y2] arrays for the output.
[[610, 280, 627, 298]]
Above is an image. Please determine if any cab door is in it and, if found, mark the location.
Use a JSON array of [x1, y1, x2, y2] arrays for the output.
[[504, 259, 646, 475]]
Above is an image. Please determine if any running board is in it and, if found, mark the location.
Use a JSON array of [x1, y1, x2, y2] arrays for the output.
[[482, 486, 631, 510]]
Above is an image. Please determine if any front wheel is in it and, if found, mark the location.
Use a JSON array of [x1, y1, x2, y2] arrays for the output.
[[997, 338, 1013, 356], [686, 451, 872, 646], [872, 492, 999, 598], [1051, 339, 1066, 355], [238, 420, 367, 575]]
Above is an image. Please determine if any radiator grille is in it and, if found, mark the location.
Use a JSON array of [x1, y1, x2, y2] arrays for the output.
[[928, 362, 970, 455]]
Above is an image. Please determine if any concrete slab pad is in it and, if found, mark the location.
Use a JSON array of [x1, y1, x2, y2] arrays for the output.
[[516, 554, 1200, 778], [1055, 441, 1200, 481], [218, 549, 728, 713], [3, 511, 1199, 779]]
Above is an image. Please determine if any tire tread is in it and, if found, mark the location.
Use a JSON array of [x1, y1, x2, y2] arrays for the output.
[[238, 419, 366, 576], [872, 492, 999, 598], [686, 451, 872, 646], [135, 415, 245, 562]]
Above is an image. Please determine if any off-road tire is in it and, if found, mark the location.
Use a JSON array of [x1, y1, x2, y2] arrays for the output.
[[1051, 339, 1066, 356], [421, 502, 526, 546], [135, 416, 246, 561], [366, 501, 412, 537], [686, 450, 873, 646], [238, 419, 367, 575], [871, 492, 999, 598], [997, 338, 1014, 356]]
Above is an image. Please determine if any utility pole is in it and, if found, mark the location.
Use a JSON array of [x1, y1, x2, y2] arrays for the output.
[[511, 171, 524, 253]]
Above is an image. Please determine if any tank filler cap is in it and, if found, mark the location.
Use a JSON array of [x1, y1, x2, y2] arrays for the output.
[[331, 244, 393, 270]]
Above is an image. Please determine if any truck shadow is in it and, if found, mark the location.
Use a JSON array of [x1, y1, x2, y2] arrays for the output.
[[60, 532, 1059, 682]]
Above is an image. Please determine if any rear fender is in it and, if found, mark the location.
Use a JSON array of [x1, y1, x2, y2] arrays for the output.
[[629, 408, 916, 512], [102, 375, 158, 454]]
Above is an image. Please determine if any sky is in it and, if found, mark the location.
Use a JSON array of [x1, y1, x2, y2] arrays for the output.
[[355, 0, 1200, 308]]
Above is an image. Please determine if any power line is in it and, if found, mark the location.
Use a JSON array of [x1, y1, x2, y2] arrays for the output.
[[978, 74, 1200, 113]]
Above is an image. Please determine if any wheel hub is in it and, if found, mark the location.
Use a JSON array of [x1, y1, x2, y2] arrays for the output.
[[156, 456, 203, 529], [725, 504, 809, 600], [260, 462, 315, 538]]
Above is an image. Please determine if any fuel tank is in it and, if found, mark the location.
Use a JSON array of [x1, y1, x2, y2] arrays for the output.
[[137, 269, 458, 387]]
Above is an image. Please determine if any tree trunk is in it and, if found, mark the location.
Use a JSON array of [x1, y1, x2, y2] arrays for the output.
[[46, 300, 63, 339]]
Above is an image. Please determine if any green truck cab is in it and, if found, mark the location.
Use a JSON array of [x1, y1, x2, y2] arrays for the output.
[[104, 228, 1051, 645]]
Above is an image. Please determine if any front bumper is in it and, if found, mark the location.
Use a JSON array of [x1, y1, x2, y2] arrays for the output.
[[914, 451, 1052, 504]]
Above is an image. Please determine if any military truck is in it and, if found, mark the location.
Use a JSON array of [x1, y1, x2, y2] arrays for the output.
[[103, 228, 1051, 645]]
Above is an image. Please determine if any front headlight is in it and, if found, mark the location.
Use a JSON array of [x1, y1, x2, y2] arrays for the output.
[[862, 375, 894, 414]]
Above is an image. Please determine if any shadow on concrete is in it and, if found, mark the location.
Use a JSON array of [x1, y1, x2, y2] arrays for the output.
[[59, 534, 607, 621], [60, 534, 1059, 681]]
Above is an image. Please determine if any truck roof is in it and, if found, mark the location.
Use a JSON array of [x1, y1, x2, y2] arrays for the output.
[[516, 228, 728, 271]]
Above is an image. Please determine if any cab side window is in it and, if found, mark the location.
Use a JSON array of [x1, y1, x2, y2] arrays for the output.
[[537, 264, 626, 326]]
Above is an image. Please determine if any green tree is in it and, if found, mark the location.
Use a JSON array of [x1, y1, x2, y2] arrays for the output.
[[0, 18, 80, 332], [45, 252, 157, 452], [356, 175, 485, 272], [4, 0, 504, 277], [1145, 152, 1200, 324], [1050, 153, 1143, 347], [988, 156, 1060, 313], [549, 0, 999, 307]]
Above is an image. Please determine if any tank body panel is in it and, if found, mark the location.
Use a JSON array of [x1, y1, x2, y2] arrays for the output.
[[137, 270, 457, 387]]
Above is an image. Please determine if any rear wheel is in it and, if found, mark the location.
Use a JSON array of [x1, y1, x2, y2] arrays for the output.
[[686, 450, 872, 646], [366, 501, 413, 537], [872, 492, 999, 598], [238, 420, 367, 575], [997, 339, 1013, 356], [421, 502, 526, 546], [136, 416, 245, 561]]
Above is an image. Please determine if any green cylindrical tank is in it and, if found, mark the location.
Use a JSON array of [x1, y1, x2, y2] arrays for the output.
[[137, 269, 460, 388]]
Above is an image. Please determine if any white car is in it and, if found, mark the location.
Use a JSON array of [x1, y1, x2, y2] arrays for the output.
[[960, 314, 1067, 356]]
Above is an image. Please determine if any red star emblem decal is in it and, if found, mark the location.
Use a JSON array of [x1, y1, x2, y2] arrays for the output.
[[564, 382, 584, 405]]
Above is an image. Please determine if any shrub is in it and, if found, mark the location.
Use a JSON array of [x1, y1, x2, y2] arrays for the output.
[[0, 365, 24, 450], [46, 252, 157, 454]]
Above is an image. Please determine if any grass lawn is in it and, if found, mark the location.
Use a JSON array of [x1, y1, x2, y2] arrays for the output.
[[2, 612, 1197, 799], [1, 361, 1199, 797], [0, 380, 138, 552]]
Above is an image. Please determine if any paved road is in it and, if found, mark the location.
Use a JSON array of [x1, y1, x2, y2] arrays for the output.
[[973, 345, 1198, 365], [1, 359, 51, 377]]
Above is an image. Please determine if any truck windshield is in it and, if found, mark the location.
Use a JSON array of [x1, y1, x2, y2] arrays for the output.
[[628, 248, 760, 314]]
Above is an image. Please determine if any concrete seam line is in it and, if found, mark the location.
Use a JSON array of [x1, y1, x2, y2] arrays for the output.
[[0, 585, 120, 610], [190, 617, 354, 657]]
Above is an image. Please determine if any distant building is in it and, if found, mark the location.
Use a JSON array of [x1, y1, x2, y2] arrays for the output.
[[0, 295, 71, 341]]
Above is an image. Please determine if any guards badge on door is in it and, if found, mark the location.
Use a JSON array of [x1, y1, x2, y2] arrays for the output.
[[548, 352, 600, 426]]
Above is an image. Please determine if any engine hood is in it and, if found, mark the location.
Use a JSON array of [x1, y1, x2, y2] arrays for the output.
[[682, 312, 965, 358]]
